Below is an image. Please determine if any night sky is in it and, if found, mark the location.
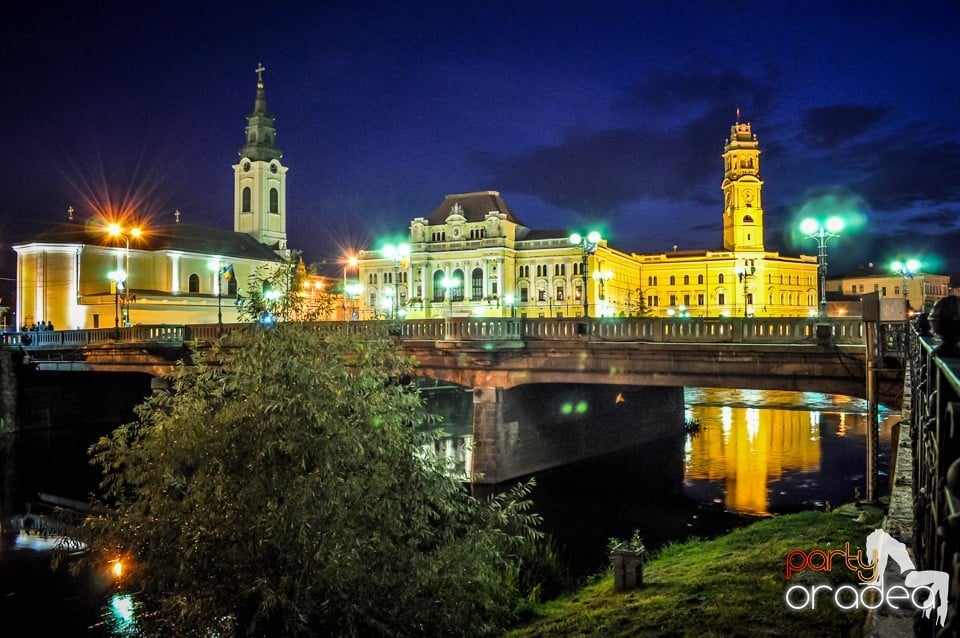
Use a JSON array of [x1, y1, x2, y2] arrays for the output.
[[2, 1, 959, 306]]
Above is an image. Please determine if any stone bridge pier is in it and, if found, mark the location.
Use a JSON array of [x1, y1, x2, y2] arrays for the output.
[[469, 383, 685, 484]]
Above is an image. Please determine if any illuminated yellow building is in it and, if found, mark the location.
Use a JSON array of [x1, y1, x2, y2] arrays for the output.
[[358, 119, 819, 319], [636, 121, 818, 318], [826, 265, 950, 314], [357, 191, 641, 319], [13, 68, 289, 330]]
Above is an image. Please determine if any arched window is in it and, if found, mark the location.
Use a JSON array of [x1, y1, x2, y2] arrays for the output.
[[451, 269, 464, 301], [471, 268, 483, 300], [242, 187, 252, 213], [269, 188, 279, 214], [188, 273, 200, 293], [718, 273, 725, 284], [669, 275, 676, 286], [698, 274, 704, 285], [683, 275, 690, 285], [743, 215, 754, 223], [432, 271, 445, 302]]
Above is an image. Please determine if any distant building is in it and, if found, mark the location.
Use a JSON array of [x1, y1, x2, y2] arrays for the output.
[[826, 263, 951, 314], [357, 119, 819, 318], [12, 68, 309, 330]]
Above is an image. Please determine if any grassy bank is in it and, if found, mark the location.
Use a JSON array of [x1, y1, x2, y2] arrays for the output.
[[510, 508, 882, 637]]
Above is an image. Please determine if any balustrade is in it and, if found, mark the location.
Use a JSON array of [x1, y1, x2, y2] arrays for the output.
[[907, 299, 960, 636]]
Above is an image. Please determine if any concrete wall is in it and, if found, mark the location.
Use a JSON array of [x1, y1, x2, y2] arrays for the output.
[[471, 383, 684, 484]]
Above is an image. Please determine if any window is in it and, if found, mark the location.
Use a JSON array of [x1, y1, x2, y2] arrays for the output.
[[669, 275, 676, 286], [491, 282, 498, 296], [718, 293, 725, 305], [471, 268, 483, 300], [718, 274, 725, 284], [228, 278, 237, 296], [451, 269, 464, 301], [269, 188, 279, 214], [697, 294, 704, 305], [669, 294, 677, 306], [555, 264, 566, 276], [882, 286, 887, 296], [698, 274, 704, 285], [188, 273, 200, 293], [519, 265, 530, 278], [683, 275, 689, 285], [538, 287, 547, 302], [242, 187, 251, 213], [432, 271, 446, 302], [683, 294, 690, 306], [520, 287, 529, 303], [385, 273, 393, 284], [850, 285, 857, 294], [574, 284, 582, 301]]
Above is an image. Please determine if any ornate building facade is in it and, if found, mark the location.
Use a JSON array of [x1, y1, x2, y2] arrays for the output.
[[14, 68, 288, 330], [357, 120, 820, 319]]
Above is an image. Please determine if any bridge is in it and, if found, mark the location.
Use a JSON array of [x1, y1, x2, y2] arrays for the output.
[[2, 316, 902, 483]]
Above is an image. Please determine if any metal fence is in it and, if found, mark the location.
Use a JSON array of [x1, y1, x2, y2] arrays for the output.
[[908, 325, 960, 636]]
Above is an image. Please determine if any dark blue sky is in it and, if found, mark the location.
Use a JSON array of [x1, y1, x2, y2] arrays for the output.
[[2, 0, 959, 302]]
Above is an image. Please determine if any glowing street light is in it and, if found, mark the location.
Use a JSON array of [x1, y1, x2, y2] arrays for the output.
[[441, 275, 460, 315], [592, 268, 613, 316], [570, 231, 601, 317], [800, 217, 844, 319], [107, 269, 127, 335], [342, 255, 358, 320], [383, 244, 410, 320], [891, 258, 921, 314], [106, 224, 143, 327]]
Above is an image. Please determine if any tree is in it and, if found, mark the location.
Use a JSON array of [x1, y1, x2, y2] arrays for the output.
[[82, 323, 543, 637]]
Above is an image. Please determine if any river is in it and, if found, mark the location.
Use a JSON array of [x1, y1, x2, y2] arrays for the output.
[[0, 387, 894, 635]]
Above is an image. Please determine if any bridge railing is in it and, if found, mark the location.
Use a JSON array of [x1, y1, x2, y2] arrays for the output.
[[908, 325, 960, 635], [1, 316, 866, 348]]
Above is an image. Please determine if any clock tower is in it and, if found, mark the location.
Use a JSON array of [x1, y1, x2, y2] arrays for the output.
[[721, 118, 764, 252], [233, 63, 288, 250]]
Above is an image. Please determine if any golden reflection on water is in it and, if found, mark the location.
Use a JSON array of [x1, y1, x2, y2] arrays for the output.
[[684, 389, 894, 516]]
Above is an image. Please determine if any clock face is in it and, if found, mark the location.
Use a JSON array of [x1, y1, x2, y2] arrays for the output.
[[743, 189, 754, 203]]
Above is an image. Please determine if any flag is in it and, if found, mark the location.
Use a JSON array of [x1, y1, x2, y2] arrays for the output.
[[221, 264, 235, 281]]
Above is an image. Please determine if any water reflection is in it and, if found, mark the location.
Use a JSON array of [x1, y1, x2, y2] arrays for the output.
[[683, 388, 893, 515]]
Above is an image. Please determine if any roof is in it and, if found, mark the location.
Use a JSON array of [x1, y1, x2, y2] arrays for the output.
[[17, 221, 283, 262], [427, 191, 523, 225]]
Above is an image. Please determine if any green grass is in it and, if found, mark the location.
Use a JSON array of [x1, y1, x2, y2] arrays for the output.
[[509, 508, 883, 637]]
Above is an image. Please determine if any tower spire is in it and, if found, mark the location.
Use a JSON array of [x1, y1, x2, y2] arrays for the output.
[[239, 63, 282, 162]]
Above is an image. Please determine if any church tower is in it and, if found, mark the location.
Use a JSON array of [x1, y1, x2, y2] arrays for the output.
[[233, 63, 288, 250], [721, 117, 764, 252]]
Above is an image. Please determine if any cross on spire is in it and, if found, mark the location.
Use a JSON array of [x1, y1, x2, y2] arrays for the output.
[[255, 62, 266, 87], [67, 205, 74, 221]]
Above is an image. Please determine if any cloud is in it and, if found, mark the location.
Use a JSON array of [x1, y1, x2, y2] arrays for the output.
[[854, 137, 960, 211], [799, 105, 888, 149], [616, 69, 774, 118], [469, 106, 743, 216]]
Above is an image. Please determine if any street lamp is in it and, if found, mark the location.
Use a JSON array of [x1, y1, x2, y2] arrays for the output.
[[592, 268, 612, 317], [734, 259, 756, 318], [383, 244, 410, 320], [107, 224, 142, 326], [345, 282, 364, 320], [504, 293, 516, 318], [107, 269, 126, 336], [570, 231, 601, 317], [800, 217, 844, 319], [891, 259, 921, 315], [441, 275, 460, 316], [342, 255, 358, 320]]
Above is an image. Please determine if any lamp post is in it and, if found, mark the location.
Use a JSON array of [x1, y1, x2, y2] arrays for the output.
[[800, 217, 844, 320], [342, 255, 358, 320], [107, 224, 142, 327], [569, 231, 601, 318], [383, 244, 410, 320], [441, 275, 460, 316], [107, 269, 126, 337], [504, 293, 516, 318], [345, 283, 364, 320], [734, 259, 756, 318], [891, 259, 921, 316], [592, 268, 612, 317]]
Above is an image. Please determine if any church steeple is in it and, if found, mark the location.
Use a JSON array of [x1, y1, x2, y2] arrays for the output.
[[234, 63, 288, 250], [721, 116, 764, 252], [239, 63, 282, 162]]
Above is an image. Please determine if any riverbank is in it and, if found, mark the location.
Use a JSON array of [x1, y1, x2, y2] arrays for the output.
[[509, 506, 882, 637]]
